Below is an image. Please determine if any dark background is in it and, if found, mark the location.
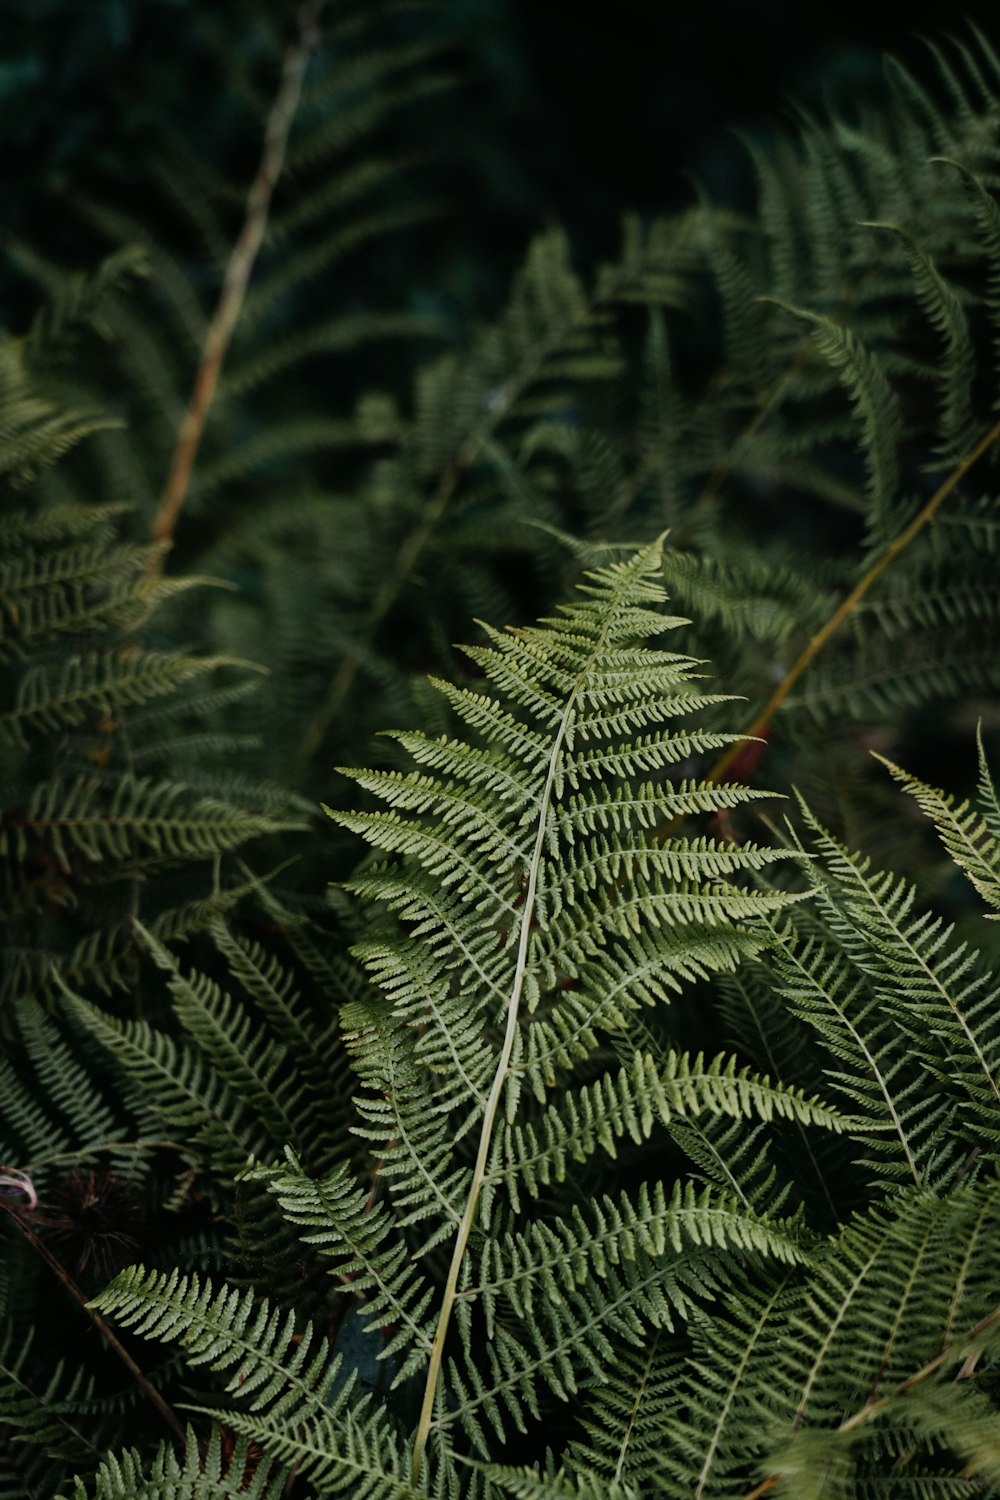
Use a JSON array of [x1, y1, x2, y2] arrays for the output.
[[3, 0, 1000, 325]]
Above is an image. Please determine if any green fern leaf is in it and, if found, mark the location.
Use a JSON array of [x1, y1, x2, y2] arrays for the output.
[[873, 738, 1000, 917]]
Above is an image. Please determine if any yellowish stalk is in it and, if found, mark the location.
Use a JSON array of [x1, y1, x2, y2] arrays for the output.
[[147, 1, 325, 574]]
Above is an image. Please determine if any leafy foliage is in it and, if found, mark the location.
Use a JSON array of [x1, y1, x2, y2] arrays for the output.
[[4, 7, 1000, 1499], [0, 376, 306, 1009], [71, 546, 833, 1495]]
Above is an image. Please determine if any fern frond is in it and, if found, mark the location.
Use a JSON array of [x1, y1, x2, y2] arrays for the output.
[[18, 243, 150, 354], [141, 924, 305, 1133], [216, 1405, 420, 1499], [761, 908, 962, 1189], [11, 19, 1000, 1495], [560, 1330, 677, 1493], [207, 919, 351, 1159], [464, 1175, 808, 1362], [932, 154, 1000, 391], [327, 539, 809, 1474], [91, 1266, 333, 1416], [862, 221, 977, 462], [90, 1268, 417, 1498], [874, 741, 1000, 917], [796, 800, 1000, 1135], [256, 1153, 437, 1376], [0, 651, 256, 748], [661, 548, 833, 646], [5, 773, 301, 874]]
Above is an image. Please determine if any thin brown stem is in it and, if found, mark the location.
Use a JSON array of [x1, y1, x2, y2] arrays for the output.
[[146, 1, 325, 574], [696, 411, 1000, 795], [0, 1199, 185, 1444], [740, 1298, 1000, 1499]]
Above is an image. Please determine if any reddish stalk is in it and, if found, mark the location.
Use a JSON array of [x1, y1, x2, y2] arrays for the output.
[[0, 1193, 185, 1444]]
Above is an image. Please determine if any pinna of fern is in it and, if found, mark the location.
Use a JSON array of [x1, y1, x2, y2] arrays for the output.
[[0, 262, 311, 1013]]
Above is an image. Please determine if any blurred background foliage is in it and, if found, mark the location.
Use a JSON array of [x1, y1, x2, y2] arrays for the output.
[[0, 40, 986, 447], [2, 0, 1000, 901], [4, 3, 1000, 1489], [2, 0, 1000, 915], [6, 0, 1000, 311]]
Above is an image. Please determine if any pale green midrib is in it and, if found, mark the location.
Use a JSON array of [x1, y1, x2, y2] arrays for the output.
[[409, 606, 620, 1485]]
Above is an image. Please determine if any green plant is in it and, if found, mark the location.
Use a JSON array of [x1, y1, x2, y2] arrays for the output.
[[44, 546, 1000, 1498], [4, 7, 1000, 1497]]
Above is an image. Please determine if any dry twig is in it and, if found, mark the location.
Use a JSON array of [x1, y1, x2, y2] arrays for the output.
[[147, 0, 326, 574]]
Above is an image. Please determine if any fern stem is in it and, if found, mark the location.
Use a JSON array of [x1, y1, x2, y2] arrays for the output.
[[409, 605, 609, 1483], [0, 1199, 186, 1444], [146, 0, 325, 573], [697, 1285, 786, 1499], [741, 1476, 781, 1499], [294, 258, 657, 784], [704, 411, 1000, 787], [615, 1332, 660, 1484], [296, 451, 464, 781]]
